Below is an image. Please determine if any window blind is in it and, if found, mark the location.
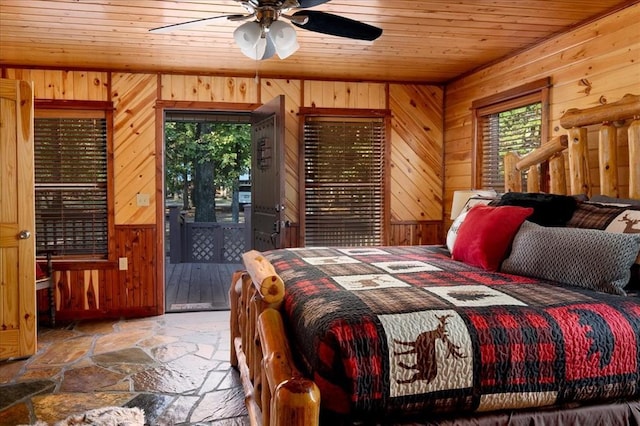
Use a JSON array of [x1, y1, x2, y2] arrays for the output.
[[304, 117, 385, 246], [479, 102, 542, 192], [34, 117, 108, 256]]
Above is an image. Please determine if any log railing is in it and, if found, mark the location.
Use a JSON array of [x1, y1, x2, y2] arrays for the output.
[[230, 250, 321, 426], [505, 93, 640, 197], [504, 135, 568, 193]]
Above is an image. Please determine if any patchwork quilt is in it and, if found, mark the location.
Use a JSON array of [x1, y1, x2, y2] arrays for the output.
[[265, 246, 640, 419]]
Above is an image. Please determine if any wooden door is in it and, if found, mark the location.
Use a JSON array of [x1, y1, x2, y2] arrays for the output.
[[0, 78, 37, 359], [251, 96, 285, 251]]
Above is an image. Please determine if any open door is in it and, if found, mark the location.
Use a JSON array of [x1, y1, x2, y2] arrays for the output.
[[0, 78, 37, 359], [251, 96, 285, 251]]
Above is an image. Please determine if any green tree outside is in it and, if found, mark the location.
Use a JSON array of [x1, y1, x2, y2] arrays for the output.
[[165, 121, 251, 222]]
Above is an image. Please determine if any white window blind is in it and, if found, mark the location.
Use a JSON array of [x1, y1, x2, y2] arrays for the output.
[[304, 116, 385, 246]]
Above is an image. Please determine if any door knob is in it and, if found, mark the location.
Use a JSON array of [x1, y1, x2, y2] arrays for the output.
[[19, 230, 31, 240]]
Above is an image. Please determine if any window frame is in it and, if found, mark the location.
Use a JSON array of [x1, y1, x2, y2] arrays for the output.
[[34, 100, 115, 262], [471, 78, 550, 191], [298, 107, 391, 247]]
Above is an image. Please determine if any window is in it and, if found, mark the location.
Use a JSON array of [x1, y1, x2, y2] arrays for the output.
[[472, 78, 550, 192], [302, 113, 387, 246], [34, 105, 111, 257]]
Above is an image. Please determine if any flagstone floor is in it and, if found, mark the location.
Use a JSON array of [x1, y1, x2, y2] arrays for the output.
[[0, 311, 248, 426]]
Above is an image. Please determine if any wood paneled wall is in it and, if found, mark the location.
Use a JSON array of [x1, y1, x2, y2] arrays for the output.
[[3, 69, 108, 100], [51, 226, 158, 321], [112, 73, 157, 225], [389, 84, 444, 222], [3, 67, 444, 319], [303, 81, 387, 109], [444, 4, 639, 227], [160, 75, 259, 103], [389, 221, 444, 246]]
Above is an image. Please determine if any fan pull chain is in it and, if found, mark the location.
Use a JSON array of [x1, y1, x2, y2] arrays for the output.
[[254, 58, 260, 85]]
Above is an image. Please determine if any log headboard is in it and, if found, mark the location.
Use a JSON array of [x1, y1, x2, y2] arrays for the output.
[[504, 93, 640, 198]]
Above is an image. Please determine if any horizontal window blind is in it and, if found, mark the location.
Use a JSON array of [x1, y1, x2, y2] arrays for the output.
[[34, 117, 108, 256], [480, 102, 541, 192], [304, 117, 384, 246]]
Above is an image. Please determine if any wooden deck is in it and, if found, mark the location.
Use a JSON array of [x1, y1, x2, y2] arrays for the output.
[[165, 260, 241, 312]]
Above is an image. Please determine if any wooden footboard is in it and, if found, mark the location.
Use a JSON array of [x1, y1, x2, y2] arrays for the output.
[[230, 250, 320, 426]]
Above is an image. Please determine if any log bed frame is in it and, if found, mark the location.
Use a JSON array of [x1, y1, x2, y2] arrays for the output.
[[230, 94, 640, 426]]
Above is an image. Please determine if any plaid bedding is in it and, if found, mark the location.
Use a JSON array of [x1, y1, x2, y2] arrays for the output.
[[265, 246, 640, 419]]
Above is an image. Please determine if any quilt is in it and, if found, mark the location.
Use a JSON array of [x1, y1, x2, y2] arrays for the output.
[[265, 245, 640, 419]]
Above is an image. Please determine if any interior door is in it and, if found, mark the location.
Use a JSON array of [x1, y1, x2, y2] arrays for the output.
[[251, 95, 285, 251], [0, 78, 37, 360]]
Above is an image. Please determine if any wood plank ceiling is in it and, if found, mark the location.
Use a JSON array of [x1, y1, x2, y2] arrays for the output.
[[0, 0, 634, 83]]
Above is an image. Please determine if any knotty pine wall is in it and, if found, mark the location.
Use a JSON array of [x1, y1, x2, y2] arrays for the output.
[[2, 67, 444, 320], [444, 4, 639, 227]]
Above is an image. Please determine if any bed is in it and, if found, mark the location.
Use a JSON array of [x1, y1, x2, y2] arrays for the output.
[[229, 94, 640, 426]]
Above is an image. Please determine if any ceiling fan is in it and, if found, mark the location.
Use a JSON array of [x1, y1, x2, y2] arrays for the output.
[[149, 0, 383, 60]]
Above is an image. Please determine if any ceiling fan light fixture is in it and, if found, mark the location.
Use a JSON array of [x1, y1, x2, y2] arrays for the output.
[[151, 0, 382, 60], [268, 20, 300, 59], [262, 36, 278, 59], [233, 21, 262, 51], [238, 32, 278, 60]]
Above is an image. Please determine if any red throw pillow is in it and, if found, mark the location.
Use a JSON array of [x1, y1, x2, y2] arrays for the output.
[[452, 204, 533, 271]]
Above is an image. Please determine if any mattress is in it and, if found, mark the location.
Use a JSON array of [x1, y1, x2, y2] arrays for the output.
[[265, 245, 640, 420]]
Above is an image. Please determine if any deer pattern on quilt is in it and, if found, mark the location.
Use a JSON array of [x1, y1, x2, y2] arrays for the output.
[[393, 314, 466, 385], [618, 213, 640, 233], [379, 309, 474, 398]]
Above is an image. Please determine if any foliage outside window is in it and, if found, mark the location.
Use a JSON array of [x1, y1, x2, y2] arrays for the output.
[[473, 79, 549, 192], [34, 108, 110, 257], [164, 111, 251, 223], [303, 115, 386, 247]]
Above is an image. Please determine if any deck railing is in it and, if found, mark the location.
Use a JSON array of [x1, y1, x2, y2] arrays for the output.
[[167, 205, 252, 263]]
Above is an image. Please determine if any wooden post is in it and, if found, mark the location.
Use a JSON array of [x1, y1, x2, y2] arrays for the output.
[[262, 367, 272, 426], [242, 250, 285, 303], [549, 153, 567, 195], [567, 127, 591, 197], [229, 271, 244, 368], [271, 378, 321, 426], [527, 165, 540, 193], [168, 206, 182, 263], [241, 274, 253, 374], [504, 152, 521, 193], [259, 308, 321, 426], [232, 272, 264, 426], [629, 118, 640, 199], [598, 122, 619, 197], [251, 295, 264, 385]]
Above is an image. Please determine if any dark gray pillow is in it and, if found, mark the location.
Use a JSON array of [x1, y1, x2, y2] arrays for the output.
[[501, 221, 640, 295], [590, 194, 640, 207]]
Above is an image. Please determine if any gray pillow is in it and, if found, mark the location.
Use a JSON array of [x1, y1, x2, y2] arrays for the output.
[[501, 221, 640, 295], [590, 194, 640, 207]]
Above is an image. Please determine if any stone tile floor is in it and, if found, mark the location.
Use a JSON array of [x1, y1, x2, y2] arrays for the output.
[[0, 311, 248, 426]]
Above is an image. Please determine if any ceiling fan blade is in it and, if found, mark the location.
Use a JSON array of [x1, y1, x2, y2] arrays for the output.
[[149, 14, 249, 33], [297, 0, 332, 8], [292, 10, 382, 41]]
